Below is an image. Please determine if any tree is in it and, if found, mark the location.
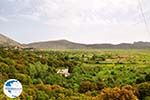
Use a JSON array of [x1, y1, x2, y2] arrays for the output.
[[137, 82, 150, 100], [79, 81, 98, 93], [37, 91, 49, 100], [97, 85, 139, 100], [27, 62, 48, 79]]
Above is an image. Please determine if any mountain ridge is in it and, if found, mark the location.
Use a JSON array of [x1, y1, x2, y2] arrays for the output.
[[26, 40, 150, 49], [0, 33, 150, 49], [0, 33, 22, 47]]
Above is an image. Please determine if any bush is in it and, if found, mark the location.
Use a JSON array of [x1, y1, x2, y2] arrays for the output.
[[144, 96, 150, 100], [145, 74, 150, 81], [137, 82, 150, 100], [0, 63, 9, 72], [14, 73, 32, 85], [27, 62, 48, 79], [79, 81, 97, 93], [96, 81, 105, 90], [136, 77, 145, 84], [37, 91, 49, 100], [97, 85, 139, 100]]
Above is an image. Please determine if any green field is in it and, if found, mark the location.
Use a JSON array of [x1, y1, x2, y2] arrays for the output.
[[0, 48, 150, 100]]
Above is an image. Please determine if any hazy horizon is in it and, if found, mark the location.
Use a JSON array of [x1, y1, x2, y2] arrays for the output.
[[1, 32, 150, 45], [0, 0, 150, 44]]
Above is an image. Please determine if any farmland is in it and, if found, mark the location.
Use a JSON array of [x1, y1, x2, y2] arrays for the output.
[[0, 48, 150, 100]]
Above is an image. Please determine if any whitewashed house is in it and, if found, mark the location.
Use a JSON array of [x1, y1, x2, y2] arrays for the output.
[[57, 68, 70, 77]]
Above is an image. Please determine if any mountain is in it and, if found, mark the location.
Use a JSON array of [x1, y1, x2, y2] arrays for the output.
[[0, 33, 150, 49], [0, 33, 22, 47], [26, 40, 150, 49], [26, 40, 87, 49], [87, 42, 150, 49]]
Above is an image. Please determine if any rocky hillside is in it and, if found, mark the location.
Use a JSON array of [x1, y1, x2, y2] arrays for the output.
[[0, 33, 22, 47]]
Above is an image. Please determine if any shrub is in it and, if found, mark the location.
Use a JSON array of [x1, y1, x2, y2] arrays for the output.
[[79, 81, 97, 93], [97, 85, 139, 100], [145, 74, 150, 81], [137, 82, 150, 100], [96, 81, 106, 90], [37, 91, 49, 100]]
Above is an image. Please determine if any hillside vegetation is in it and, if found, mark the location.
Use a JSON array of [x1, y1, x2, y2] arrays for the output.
[[0, 48, 150, 100]]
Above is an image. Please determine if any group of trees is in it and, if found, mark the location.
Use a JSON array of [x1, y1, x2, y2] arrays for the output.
[[0, 48, 150, 100]]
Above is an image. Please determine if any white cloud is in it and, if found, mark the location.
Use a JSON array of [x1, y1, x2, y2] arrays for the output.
[[1, 0, 149, 25], [35, 0, 143, 26], [0, 0, 150, 43], [0, 16, 8, 22]]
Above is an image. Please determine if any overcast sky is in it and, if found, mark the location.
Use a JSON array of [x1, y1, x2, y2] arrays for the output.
[[0, 0, 150, 44]]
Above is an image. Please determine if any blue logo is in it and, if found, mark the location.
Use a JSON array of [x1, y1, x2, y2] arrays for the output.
[[3, 79, 23, 98]]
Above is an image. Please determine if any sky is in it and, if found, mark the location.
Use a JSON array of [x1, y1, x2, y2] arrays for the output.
[[0, 0, 150, 44]]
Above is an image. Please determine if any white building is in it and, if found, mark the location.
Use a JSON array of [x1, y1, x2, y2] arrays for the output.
[[57, 68, 71, 77]]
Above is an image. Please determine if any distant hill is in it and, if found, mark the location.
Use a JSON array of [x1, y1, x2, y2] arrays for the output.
[[26, 40, 150, 49], [26, 40, 87, 49], [87, 42, 150, 49], [0, 33, 22, 47], [0, 33, 150, 49]]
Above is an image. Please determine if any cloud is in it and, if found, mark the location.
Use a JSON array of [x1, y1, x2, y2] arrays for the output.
[[0, 0, 149, 25], [35, 0, 146, 26], [0, 16, 8, 22], [0, 0, 40, 21], [0, 0, 150, 43]]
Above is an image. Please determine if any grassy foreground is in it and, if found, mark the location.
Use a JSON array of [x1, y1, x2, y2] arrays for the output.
[[0, 48, 150, 100]]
